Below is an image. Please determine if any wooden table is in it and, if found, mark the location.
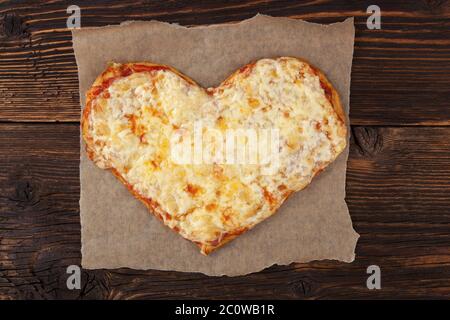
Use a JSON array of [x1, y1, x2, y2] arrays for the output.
[[0, 0, 449, 300]]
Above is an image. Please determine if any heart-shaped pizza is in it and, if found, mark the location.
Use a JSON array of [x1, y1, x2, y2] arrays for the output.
[[82, 57, 347, 255]]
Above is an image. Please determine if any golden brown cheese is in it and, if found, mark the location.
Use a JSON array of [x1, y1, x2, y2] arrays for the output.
[[82, 57, 347, 255]]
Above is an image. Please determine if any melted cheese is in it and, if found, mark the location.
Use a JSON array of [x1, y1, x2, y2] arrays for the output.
[[84, 57, 346, 252]]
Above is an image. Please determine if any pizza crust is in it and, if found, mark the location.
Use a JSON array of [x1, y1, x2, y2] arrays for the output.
[[82, 58, 347, 255]]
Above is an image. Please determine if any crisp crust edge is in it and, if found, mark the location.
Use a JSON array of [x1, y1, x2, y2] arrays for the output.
[[81, 58, 347, 255]]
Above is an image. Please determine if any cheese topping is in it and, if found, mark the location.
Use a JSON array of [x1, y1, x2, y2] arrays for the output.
[[84, 57, 347, 253]]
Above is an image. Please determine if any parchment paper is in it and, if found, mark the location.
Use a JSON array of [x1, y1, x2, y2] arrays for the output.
[[73, 14, 359, 276]]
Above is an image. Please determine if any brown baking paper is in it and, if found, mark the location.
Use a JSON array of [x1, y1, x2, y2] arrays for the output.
[[73, 14, 359, 276]]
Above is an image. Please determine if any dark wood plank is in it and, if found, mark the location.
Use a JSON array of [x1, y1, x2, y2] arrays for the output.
[[0, 0, 449, 124], [0, 123, 449, 299]]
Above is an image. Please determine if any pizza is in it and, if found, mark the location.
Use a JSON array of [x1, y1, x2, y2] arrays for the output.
[[81, 57, 347, 255]]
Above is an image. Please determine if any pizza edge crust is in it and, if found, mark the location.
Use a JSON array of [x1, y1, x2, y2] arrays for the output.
[[81, 58, 346, 256]]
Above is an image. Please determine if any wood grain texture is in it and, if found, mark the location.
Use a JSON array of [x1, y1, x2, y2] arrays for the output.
[[0, 123, 449, 299], [1, 0, 449, 301], [0, 0, 449, 124]]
